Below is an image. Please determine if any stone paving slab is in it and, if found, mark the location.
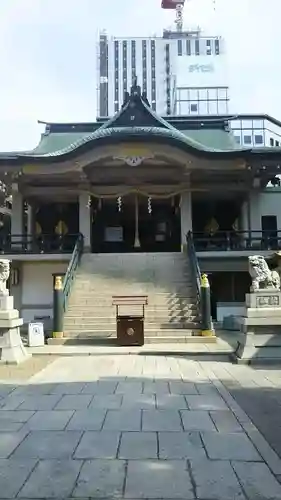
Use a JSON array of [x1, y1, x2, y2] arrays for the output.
[[125, 460, 194, 499], [180, 409, 216, 431], [185, 394, 229, 411], [232, 461, 281, 499], [169, 381, 197, 395], [143, 380, 170, 394], [190, 458, 245, 500], [158, 431, 206, 460], [74, 431, 120, 459], [72, 459, 126, 498], [119, 432, 158, 459], [88, 394, 123, 409], [209, 409, 243, 432], [81, 381, 118, 394], [156, 394, 188, 409], [24, 410, 74, 431], [18, 460, 82, 499], [0, 354, 281, 499], [103, 409, 141, 431], [54, 394, 93, 410], [18, 395, 62, 411], [122, 393, 156, 409], [142, 410, 183, 431], [0, 459, 37, 498], [13, 430, 82, 459], [66, 409, 106, 431], [201, 431, 263, 461], [0, 429, 29, 459]]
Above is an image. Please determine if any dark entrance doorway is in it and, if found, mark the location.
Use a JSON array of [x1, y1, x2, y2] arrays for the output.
[[91, 195, 181, 253]]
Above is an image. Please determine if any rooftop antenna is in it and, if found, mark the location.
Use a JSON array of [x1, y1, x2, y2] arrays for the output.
[[161, 0, 186, 32]]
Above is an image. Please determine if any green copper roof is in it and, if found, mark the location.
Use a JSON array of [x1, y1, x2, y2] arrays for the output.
[[19, 125, 248, 160], [1, 80, 281, 164], [16, 80, 247, 160], [180, 129, 240, 151], [31, 132, 88, 155]]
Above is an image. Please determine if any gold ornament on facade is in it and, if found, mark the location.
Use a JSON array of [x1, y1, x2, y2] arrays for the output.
[[201, 274, 210, 288], [55, 220, 68, 236], [54, 275, 63, 290], [35, 222, 42, 235], [204, 218, 219, 236]]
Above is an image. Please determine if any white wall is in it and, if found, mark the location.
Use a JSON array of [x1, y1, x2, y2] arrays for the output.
[[250, 189, 281, 232], [176, 54, 229, 88], [21, 261, 69, 323]]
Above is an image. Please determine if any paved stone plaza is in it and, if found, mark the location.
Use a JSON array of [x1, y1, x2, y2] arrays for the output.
[[1, 355, 281, 499]]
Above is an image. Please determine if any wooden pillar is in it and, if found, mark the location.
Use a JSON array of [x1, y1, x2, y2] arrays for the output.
[[79, 193, 91, 252], [134, 195, 141, 248], [180, 191, 192, 252]]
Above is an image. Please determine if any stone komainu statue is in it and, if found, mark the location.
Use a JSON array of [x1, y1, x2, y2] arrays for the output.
[[0, 258, 10, 295], [248, 255, 280, 292]]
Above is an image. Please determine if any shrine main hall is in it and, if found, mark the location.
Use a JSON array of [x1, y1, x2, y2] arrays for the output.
[[0, 81, 281, 339]]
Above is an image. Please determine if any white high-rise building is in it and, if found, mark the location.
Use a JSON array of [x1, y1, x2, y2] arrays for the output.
[[97, 27, 229, 118]]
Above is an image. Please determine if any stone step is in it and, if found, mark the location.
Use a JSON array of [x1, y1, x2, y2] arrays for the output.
[[64, 328, 202, 338], [64, 322, 199, 330], [64, 322, 199, 329], [64, 252, 200, 339], [66, 304, 197, 311], [68, 293, 196, 300], [74, 283, 193, 290], [64, 315, 198, 322]]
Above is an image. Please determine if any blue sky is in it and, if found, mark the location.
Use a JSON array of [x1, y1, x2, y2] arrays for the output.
[[0, 0, 279, 151]]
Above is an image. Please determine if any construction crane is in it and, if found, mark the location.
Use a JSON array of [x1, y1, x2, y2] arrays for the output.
[[161, 0, 186, 32]]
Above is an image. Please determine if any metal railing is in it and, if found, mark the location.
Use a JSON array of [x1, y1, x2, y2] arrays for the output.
[[0, 233, 81, 254], [186, 231, 202, 313], [62, 233, 84, 311], [193, 230, 281, 252]]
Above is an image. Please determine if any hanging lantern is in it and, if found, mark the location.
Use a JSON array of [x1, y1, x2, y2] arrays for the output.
[[148, 197, 152, 214], [117, 196, 122, 212]]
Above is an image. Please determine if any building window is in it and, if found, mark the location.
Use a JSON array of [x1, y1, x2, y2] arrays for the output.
[[186, 39, 191, 55], [114, 41, 119, 111], [177, 39, 182, 56], [122, 41, 127, 94], [234, 136, 241, 144], [215, 39, 220, 55], [254, 134, 263, 145], [99, 35, 108, 117], [195, 39, 200, 55], [243, 135, 252, 145], [270, 138, 274, 147], [165, 44, 171, 115], [151, 40, 156, 110], [131, 40, 136, 82], [142, 40, 147, 94], [276, 140, 280, 147], [206, 39, 212, 55], [190, 103, 198, 113]]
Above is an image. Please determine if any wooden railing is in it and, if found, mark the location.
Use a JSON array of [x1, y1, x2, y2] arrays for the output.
[[62, 233, 84, 311], [0, 233, 80, 254], [193, 230, 281, 252]]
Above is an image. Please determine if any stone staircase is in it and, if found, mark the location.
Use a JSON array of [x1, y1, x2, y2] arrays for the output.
[[63, 252, 201, 342]]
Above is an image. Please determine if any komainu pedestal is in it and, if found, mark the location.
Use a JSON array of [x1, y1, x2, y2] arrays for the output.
[[234, 255, 281, 364], [0, 260, 31, 364]]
